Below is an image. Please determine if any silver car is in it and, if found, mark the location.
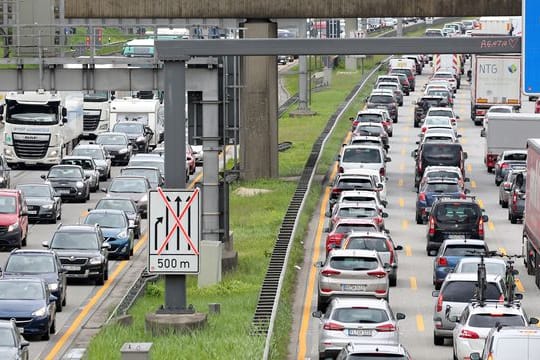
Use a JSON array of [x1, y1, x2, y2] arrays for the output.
[[317, 249, 390, 311], [60, 156, 100, 192], [339, 144, 390, 176], [71, 144, 111, 180], [432, 273, 505, 345], [313, 297, 405, 359], [103, 176, 151, 218]]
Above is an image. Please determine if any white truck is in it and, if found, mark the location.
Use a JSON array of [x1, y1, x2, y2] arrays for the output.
[[470, 54, 521, 126], [83, 91, 111, 138], [475, 16, 513, 35], [109, 97, 164, 149], [1, 90, 83, 166], [483, 113, 540, 172]]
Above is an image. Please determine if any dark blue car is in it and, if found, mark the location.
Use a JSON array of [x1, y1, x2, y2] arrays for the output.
[[0, 278, 56, 340], [83, 209, 134, 260], [432, 239, 489, 289], [415, 178, 465, 224]]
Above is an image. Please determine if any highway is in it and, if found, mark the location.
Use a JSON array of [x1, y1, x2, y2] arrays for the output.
[[293, 63, 540, 360]]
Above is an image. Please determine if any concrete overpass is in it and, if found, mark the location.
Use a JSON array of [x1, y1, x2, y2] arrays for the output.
[[66, 0, 520, 19]]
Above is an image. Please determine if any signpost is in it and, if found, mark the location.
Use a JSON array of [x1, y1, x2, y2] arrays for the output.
[[523, 0, 540, 95], [148, 187, 201, 275]]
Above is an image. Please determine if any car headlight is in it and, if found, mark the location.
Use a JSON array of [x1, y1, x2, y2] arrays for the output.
[[89, 256, 102, 265], [48, 283, 58, 291], [136, 136, 145, 143], [118, 148, 128, 154], [0, 176, 4, 183], [50, 150, 58, 157], [117, 230, 128, 238], [32, 306, 47, 317], [76, 181, 84, 188], [4, 148, 12, 155], [7, 223, 19, 232], [42, 204, 53, 209]]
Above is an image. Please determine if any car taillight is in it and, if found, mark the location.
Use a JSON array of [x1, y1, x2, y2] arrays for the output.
[[418, 192, 426, 201], [478, 217, 484, 237], [353, 120, 359, 128], [387, 240, 395, 264], [323, 321, 345, 331], [459, 329, 480, 339], [437, 257, 448, 266], [476, 109, 486, 116], [332, 188, 342, 194], [380, 168, 385, 177], [460, 192, 467, 199], [501, 163, 509, 169], [375, 323, 396, 332], [436, 293, 443, 312], [421, 127, 427, 133], [499, 294, 504, 302], [429, 217, 436, 235], [503, 182, 511, 190], [367, 270, 387, 278], [512, 192, 518, 204], [321, 269, 341, 277]]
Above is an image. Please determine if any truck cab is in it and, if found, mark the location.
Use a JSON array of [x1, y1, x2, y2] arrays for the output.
[[83, 91, 111, 138]]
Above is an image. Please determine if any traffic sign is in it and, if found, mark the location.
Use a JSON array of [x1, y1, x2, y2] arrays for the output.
[[148, 188, 201, 274], [523, 0, 540, 95]]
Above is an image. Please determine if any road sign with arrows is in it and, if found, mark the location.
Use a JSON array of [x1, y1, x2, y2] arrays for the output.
[[148, 188, 201, 274]]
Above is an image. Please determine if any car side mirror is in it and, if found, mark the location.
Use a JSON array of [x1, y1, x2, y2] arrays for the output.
[[395, 245, 403, 251], [529, 317, 539, 325], [470, 353, 481, 360], [312, 311, 323, 318], [396, 313, 406, 320], [482, 215, 489, 222], [514, 292, 523, 300], [61, 108, 67, 117], [49, 294, 58, 303], [464, 189, 470, 194], [457, 134, 462, 138], [330, 243, 340, 250], [85, 175, 91, 179], [323, 227, 330, 232], [314, 261, 324, 268], [20, 210, 28, 216], [385, 157, 391, 162], [432, 290, 440, 297], [20, 339, 29, 348], [463, 152, 468, 159], [464, 177, 470, 182], [456, 115, 460, 119], [324, 211, 331, 217], [41, 241, 49, 248], [101, 188, 107, 193], [415, 141, 420, 145], [102, 242, 111, 249], [381, 200, 388, 207], [480, 129, 486, 137], [382, 212, 389, 218], [411, 150, 417, 158], [377, 183, 384, 189], [41, 174, 47, 180]]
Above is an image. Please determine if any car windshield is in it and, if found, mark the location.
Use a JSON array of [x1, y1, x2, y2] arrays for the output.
[[62, 159, 94, 170], [425, 183, 460, 193], [468, 314, 525, 328], [128, 160, 164, 174], [50, 232, 99, 250], [442, 281, 501, 302], [335, 224, 378, 234], [369, 95, 393, 104], [0, 196, 16, 214], [85, 213, 126, 228], [434, 204, 480, 223], [357, 114, 383, 123], [503, 153, 527, 161], [0, 281, 43, 300], [97, 134, 128, 145], [428, 90, 450, 98], [113, 123, 144, 134], [18, 185, 51, 197], [338, 207, 378, 219], [109, 178, 147, 193], [48, 167, 82, 178], [434, 73, 454, 79], [429, 110, 453, 117], [458, 262, 506, 276], [96, 199, 136, 213], [121, 168, 159, 183], [72, 148, 104, 160], [426, 118, 451, 126], [5, 255, 55, 273], [0, 328, 15, 346], [344, 237, 389, 251], [332, 307, 389, 323], [443, 245, 486, 257], [343, 148, 382, 163], [329, 256, 379, 271], [337, 178, 373, 190]]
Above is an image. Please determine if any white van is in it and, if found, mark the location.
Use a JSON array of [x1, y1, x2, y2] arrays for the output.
[[471, 326, 540, 360]]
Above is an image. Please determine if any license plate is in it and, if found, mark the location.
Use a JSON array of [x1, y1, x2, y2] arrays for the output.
[[64, 265, 80, 271], [28, 210, 37, 215], [17, 327, 24, 334], [349, 329, 372, 336], [447, 234, 464, 239], [342, 284, 367, 291], [58, 189, 70, 194]]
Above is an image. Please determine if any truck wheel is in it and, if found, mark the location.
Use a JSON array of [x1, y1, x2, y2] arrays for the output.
[[501, 200, 508, 208], [510, 214, 517, 224]]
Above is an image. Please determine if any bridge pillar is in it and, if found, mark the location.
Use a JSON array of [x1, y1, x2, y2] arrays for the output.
[[344, 18, 358, 71], [240, 19, 278, 180]]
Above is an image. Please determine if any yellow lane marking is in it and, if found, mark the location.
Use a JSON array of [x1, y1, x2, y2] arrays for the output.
[[403, 137, 409, 143], [399, 163, 405, 172], [405, 245, 412, 257], [499, 247, 507, 256], [467, 164, 472, 173], [461, 138, 467, 144], [410, 277, 417, 290], [416, 314, 425, 332], [398, 179, 404, 187], [471, 180, 477, 189], [477, 199, 484, 208], [516, 278, 525, 293], [488, 221, 495, 231], [401, 220, 409, 230], [400, 148, 406, 156], [399, 198, 405, 208]]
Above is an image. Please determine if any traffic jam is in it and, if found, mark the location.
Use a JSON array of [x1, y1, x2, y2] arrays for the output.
[[0, 90, 202, 357], [307, 18, 540, 360]]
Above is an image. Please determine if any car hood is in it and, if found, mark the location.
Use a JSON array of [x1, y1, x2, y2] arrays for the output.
[[24, 197, 54, 206], [2, 272, 58, 285], [0, 299, 45, 316], [0, 214, 18, 226], [107, 192, 144, 202], [51, 249, 101, 258], [0, 348, 18, 360], [101, 144, 127, 152], [93, 160, 107, 168]]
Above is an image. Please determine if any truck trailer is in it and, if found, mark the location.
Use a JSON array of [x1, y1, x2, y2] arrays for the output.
[[523, 139, 540, 287]]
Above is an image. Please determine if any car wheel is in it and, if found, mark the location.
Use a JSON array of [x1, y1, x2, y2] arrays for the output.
[[510, 213, 517, 224], [107, 169, 111, 179], [317, 296, 327, 312], [502, 200, 508, 209], [57, 208, 62, 220], [22, 233, 27, 247], [434, 282, 441, 290], [434, 334, 444, 346], [487, 167, 493, 173], [95, 271, 105, 286], [56, 298, 63, 312], [104, 265, 109, 281], [130, 244, 134, 256], [527, 257, 535, 276], [389, 273, 397, 287], [42, 324, 51, 341], [416, 212, 423, 225], [62, 290, 66, 306], [50, 318, 56, 334]]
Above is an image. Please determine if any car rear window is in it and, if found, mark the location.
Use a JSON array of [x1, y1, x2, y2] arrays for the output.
[[504, 153, 527, 161], [356, 126, 383, 137], [344, 237, 389, 252], [422, 143, 462, 162], [443, 245, 486, 257], [335, 224, 378, 234], [337, 207, 378, 219], [337, 178, 373, 190], [341, 196, 376, 203], [332, 307, 389, 323], [429, 110, 453, 117], [425, 183, 460, 193], [434, 204, 480, 223], [357, 114, 383, 123], [468, 314, 525, 328], [458, 262, 506, 276], [369, 95, 393, 104], [442, 281, 501, 302], [343, 148, 382, 163], [347, 355, 407, 360], [426, 171, 460, 181], [434, 73, 454, 79], [329, 256, 379, 271]]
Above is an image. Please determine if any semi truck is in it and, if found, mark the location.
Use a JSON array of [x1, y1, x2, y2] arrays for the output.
[[523, 138, 540, 287], [109, 97, 164, 149], [1, 90, 83, 167], [83, 91, 111, 138], [470, 54, 521, 126], [483, 113, 540, 172]]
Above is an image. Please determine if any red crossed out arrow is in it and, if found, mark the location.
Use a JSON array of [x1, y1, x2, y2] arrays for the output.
[[156, 187, 200, 255]]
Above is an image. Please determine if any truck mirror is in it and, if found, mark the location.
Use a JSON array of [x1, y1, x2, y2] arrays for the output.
[[62, 117, 67, 124]]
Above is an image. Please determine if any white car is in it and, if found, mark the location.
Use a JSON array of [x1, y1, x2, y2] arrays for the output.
[[432, 71, 458, 92], [421, 116, 456, 134], [336, 189, 386, 210], [426, 106, 460, 126], [339, 144, 390, 177], [421, 128, 459, 144], [341, 168, 388, 204], [452, 302, 532, 360]]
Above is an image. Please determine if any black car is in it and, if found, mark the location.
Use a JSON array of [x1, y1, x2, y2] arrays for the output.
[[42, 224, 109, 285], [15, 184, 61, 223], [0, 319, 29, 359], [413, 142, 467, 188], [426, 197, 488, 255], [2, 249, 67, 312], [413, 95, 448, 127], [96, 132, 133, 166], [365, 90, 399, 122], [112, 122, 153, 153], [0, 154, 11, 189], [93, 198, 141, 238], [508, 171, 526, 224], [41, 165, 91, 203]]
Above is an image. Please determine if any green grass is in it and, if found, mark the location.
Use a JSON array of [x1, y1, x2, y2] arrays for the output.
[[66, 27, 136, 56]]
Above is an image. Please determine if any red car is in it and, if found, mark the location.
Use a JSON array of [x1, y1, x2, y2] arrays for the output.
[[324, 218, 382, 256], [0, 190, 29, 249]]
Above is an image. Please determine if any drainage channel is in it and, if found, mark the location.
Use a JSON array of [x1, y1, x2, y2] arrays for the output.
[[253, 59, 389, 359]]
